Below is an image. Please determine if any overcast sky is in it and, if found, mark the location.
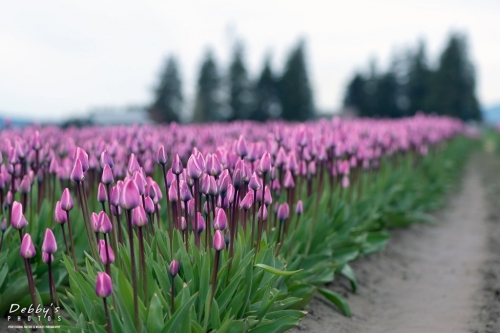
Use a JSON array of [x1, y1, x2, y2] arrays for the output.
[[1, 0, 499, 121]]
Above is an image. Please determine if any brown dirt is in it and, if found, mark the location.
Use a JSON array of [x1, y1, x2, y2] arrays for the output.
[[292, 152, 500, 333]]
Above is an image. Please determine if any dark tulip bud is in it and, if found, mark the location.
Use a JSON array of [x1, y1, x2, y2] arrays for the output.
[[97, 183, 107, 203], [157, 145, 167, 165]]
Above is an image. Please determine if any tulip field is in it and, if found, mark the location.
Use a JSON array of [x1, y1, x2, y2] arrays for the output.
[[0, 115, 474, 332]]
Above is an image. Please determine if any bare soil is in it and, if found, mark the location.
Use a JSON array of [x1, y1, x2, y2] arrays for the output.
[[292, 152, 500, 333]]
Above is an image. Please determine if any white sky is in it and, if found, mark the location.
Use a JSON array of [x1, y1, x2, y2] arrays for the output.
[[0, 0, 499, 121]]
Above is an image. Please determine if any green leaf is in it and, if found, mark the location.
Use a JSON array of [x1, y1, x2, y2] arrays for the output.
[[160, 293, 197, 333], [147, 293, 164, 333], [340, 264, 358, 293], [254, 264, 302, 276], [247, 316, 301, 333], [318, 288, 351, 317]]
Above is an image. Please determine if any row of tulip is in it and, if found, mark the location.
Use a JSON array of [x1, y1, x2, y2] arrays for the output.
[[0, 114, 472, 332]]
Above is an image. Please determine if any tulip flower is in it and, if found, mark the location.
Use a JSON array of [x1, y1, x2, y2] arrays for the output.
[[11, 201, 28, 231], [96, 272, 113, 332], [20, 233, 38, 308]]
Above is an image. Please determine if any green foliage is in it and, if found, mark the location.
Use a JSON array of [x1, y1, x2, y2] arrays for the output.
[[150, 56, 183, 123]]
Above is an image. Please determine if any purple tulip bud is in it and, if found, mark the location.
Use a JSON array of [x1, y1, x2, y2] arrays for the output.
[[248, 172, 262, 191], [100, 150, 114, 169], [179, 180, 192, 202], [259, 152, 272, 174], [157, 145, 168, 165], [168, 180, 179, 202], [172, 154, 183, 175], [127, 154, 140, 175], [99, 211, 113, 233], [227, 184, 235, 204], [169, 260, 180, 277], [42, 252, 54, 264], [283, 170, 295, 189], [236, 136, 248, 157], [213, 230, 225, 251], [110, 186, 120, 206], [20, 233, 36, 258], [258, 205, 268, 221], [342, 175, 350, 188], [20, 175, 31, 194], [277, 203, 290, 221], [101, 164, 114, 185], [98, 239, 115, 264], [187, 155, 203, 179], [111, 204, 122, 217], [213, 208, 227, 230], [53, 201, 67, 224], [133, 171, 146, 196], [197, 212, 205, 234], [60, 188, 74, 211], [1, 218, 6, 232], [95, 272, 113, 298], [91, 213, 100, 233], [4, 191, 13, 207], [121, 179, 141, 210], [42, 228, 57, 254], [70, 158, 85, 182], [180, 216, 187, 231], [49, 159, 59, 174], [239, 190, 254, 210], [166, 168, 175, 188], [144, 196, 155, 214], [208, 176, 218, 196], [270, 167, 277, 181], [295, 200, 303, 215], [275, 147, 287, 168], [76, 147, 89, 172], [232, 169, 242, 189], [131, 206, 148, 227], [187, 198, 195, 216], [287, 152, 298, 172], [11, 202, 28, 230], [31, 131, 42, 151], [97, 183, 107, 203]]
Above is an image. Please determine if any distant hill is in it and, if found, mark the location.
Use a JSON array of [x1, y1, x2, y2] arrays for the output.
[[483, 104, 500, 124]]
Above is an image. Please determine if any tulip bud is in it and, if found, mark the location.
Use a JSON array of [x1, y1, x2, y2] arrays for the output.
[[166, 168, 175, 188], [169, 260, 180, 277], [227, 184, 235, 204], [172, 154, 183, 175], [100, 150, 114, 169], [239, 190, 254, 210], [31, 131, 42, 151], [111, 204, 122, 217], [54, 201, 67, 224], [208, 176, 218, 196], [248, 172, 261, 191], [1, 218, 6, 232], [180, 216, 187, 231], [236, 136, 248, 158], [277, 203, 290, 222], [197, 212, 205, 234], [41, 228, 57, 254], [60, 188, 74, 211], [283, 170, 295, 189], [187, 155, 203, 179], [144, 196, 155, 214], [120, 179, 141, 210], [342, 175, 350, 188], [95, 272, 113, 298], [232, 169, 242, 189], [131, 206, 148, 227], [295, 200, 303, 215], [70, 159, 85, 182], [213, 208, 227, 230], [258, 205, 268, 221], [20, 175, 31, 194], [168, 180, 179, 202], [91, 213, 100, 233], [275, 147, 287, 167], [101, 164, 114, 185], [127, 154, 140, 175], [11, 202, 28, 230], [98, 239, 115, 264], [97, 183, 107, 203], [76, 148, 90, 172], [213, 230, 225, 251], [99, 212, 113, 233], [179, 181, 192, 202], [259, 152, 272, 174], [42, 252, 54, 264], [157, 145, 168, 165], [218, 171, 230, 195], [20, 233, 36, 259]]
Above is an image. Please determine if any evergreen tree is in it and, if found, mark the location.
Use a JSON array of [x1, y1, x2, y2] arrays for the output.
[[193, 51, 222, 123], [343, 72, 367, 117], [375, 71, 401, 118], [252, 56, 280, 121], [150, 56, 182, 123], [279, 40, 314, 121], [426, 33, 481, 121], [229, 42, 253, 121], [406, 40, 431, 114]]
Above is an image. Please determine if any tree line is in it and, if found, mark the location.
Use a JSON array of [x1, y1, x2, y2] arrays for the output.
[[149, 40, 314, 123], [343, 32, 481, 121]]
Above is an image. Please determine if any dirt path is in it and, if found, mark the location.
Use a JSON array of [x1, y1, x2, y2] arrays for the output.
[[292, 153, 496, 333]]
